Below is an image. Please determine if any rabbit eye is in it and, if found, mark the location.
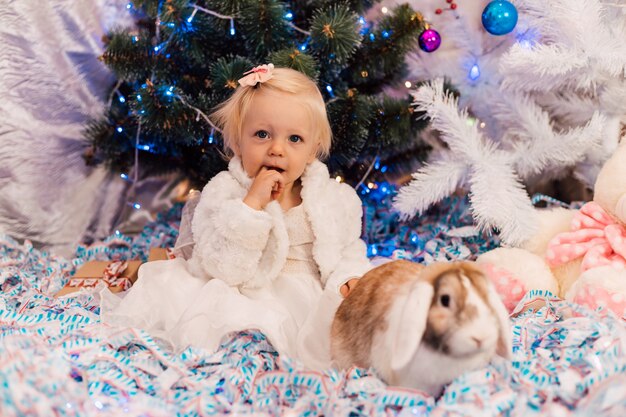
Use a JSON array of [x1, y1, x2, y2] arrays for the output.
[[440, 294, 450, 307]]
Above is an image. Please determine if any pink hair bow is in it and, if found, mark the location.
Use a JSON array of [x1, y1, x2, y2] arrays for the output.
[[238, 63, 274, 87], [546, 202, 626, 272]]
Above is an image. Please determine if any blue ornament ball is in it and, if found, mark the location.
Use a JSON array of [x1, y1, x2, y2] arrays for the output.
[[481, 0, 518, 36]]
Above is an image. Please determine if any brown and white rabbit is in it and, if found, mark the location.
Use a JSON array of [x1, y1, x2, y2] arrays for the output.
[[330, 260, 512, 397]]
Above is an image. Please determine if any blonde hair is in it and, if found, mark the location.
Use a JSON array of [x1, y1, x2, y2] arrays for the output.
[[210, 67, 332, 160]]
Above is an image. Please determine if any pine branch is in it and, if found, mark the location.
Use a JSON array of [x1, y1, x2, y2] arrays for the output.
[[393, 158, 467, 219], [399, 79, 538, 245], [347, 4, 424, 91], [310, 3, 361, 64]]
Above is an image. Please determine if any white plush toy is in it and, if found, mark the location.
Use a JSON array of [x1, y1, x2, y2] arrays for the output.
[[479, 141, 626, 317]]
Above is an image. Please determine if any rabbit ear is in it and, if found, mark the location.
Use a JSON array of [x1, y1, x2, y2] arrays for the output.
[[386, 280, 434, 372], [485, 282, 512, 359]]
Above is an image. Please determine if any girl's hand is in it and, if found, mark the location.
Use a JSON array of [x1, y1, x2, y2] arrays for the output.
[[243, 167, 285, 210], [340, 278, 360, 298]]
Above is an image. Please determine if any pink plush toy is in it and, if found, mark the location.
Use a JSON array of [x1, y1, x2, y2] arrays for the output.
[[480, 141, 626, 317]]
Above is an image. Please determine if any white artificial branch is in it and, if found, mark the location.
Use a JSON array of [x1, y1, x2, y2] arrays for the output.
[[393, 158, 467, 220]]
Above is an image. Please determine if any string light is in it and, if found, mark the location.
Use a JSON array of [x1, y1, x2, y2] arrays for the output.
[[299, 38, 310, 51], [120, 173, 128, 180], [469, 63, 480, 80], [325, 85, 335, 98], [405, 81, 412, 88], [132, 203, 141, 210], [335, 175, 343, 182], [285, 11, 293, 20], [116, 127, 123, 133], [380, 165, 388, 173], [118, 95, 126, 103], [229, 19, 235, 36], [187, 8, 198, 23], [381, 6, 389, 14]]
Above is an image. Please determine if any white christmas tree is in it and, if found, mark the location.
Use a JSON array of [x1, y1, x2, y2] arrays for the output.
[[392, 0, 626, 245]]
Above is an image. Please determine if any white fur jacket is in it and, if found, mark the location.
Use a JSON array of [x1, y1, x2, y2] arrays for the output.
[[186, 157, 373, 293]]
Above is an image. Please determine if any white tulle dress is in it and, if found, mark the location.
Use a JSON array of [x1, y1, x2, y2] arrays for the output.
[[101, 203, 341, 369]]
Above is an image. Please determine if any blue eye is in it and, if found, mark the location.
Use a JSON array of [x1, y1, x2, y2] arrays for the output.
[[255, 130, 269, 139], [289, 135, 302, 143]]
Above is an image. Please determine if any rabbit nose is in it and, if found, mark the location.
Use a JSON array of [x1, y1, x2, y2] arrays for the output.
[[471, 337, 483, 348]]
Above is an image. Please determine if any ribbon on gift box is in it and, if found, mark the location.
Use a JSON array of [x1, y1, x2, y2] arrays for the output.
[[67, 260, 133, 291]]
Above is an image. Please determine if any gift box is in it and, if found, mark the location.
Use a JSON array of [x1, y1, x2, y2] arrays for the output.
[[148, 247, 177, 262], [56, 260, 142, 297]]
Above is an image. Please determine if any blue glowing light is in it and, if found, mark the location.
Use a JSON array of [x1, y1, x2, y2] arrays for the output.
[[285, 11, 293, 20], [369, 33, 375, 41], [359, 17, 366, 25], [141, 145, 150, 151], [469, 64, 480, 80], [116, 127, 123, 133], [133, 203, 141, 210], [118, 96, 126, 103], [380, 165, 388, 173], [120, 173, 128, 180], [229, 20, 235, 36], [136, 94, 142, 101], [382, 30, 390, 38]]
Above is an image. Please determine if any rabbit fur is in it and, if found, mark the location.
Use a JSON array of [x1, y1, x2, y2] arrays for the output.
[[331, 260, 511, 397]]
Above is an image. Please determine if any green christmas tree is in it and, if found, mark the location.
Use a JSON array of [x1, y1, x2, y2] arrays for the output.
[[86, 0, 429, 188]]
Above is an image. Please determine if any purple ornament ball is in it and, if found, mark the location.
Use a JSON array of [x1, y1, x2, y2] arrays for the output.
[[418, 28, 441, 53]]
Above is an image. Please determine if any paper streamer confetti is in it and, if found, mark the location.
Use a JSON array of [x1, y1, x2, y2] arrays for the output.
[[2, 197, 626, 416]]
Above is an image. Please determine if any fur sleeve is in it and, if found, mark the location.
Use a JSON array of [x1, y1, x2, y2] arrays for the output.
[[323, 183, 373, 292], [190, 173, 273, 287]]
